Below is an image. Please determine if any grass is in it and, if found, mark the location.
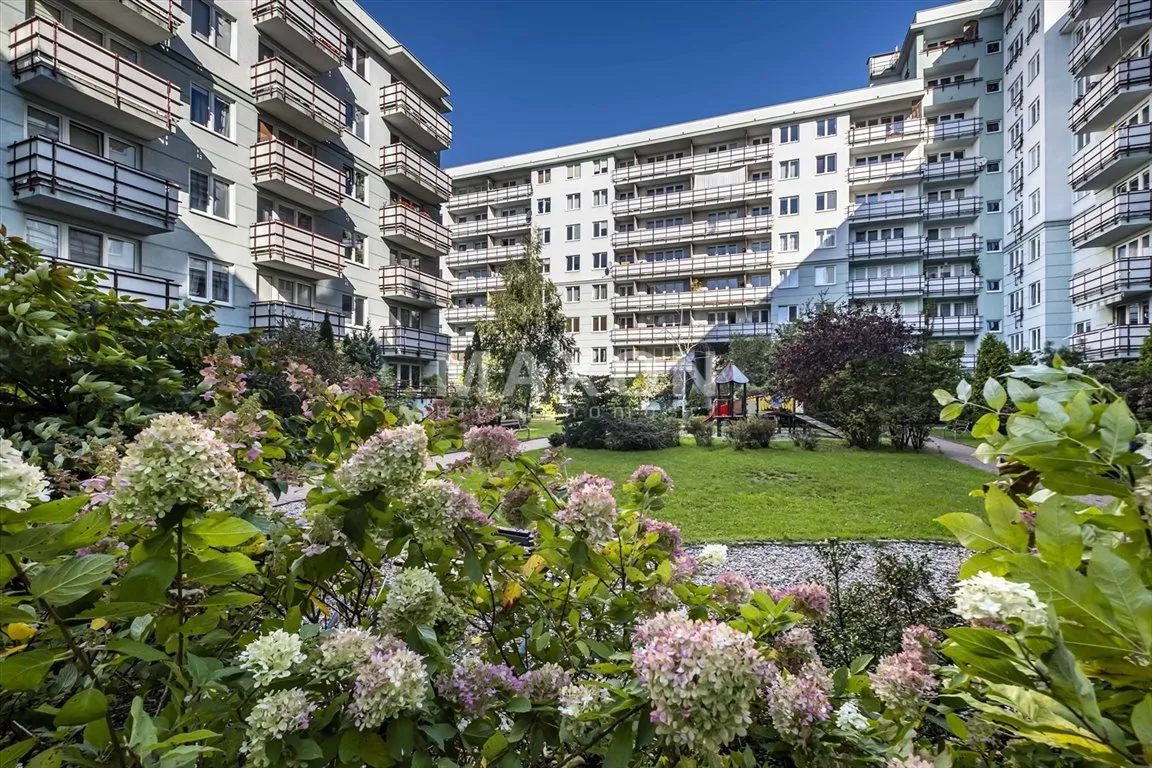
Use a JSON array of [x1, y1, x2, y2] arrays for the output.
[[534, 443, 989, 543], [930, 427, 982, 448], [517, 417, 562, 440]]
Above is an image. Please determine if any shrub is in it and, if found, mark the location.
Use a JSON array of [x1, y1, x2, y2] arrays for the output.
[[603, 415, 680, 451], [727, 416, 777, 450], [685, 416, 714, 447], [791, 428, 819, 451]]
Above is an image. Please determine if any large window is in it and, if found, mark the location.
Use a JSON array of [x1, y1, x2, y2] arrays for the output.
[[190, 0, 233, 55], [343, 231, 366, 265], [190, 170, 231, 220], [26, 219, 139, 272], [345, 103, 368, 141], [188, 256, 231, 303], [190, 85, 231, 138]]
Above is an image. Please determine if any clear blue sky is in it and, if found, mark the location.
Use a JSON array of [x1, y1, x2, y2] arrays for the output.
[[364, 1, 947, 167]]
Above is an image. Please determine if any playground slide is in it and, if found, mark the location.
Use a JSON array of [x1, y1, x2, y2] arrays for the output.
[[702, 401, 730, 423]]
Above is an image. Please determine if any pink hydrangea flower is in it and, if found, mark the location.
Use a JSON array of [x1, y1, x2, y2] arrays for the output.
[[713, 571, 754, 606], [629, 465, 674, 491], [869, 627, 938, 713], [557, 473, 617, 546], [764, 660, 833, 748], [463, 426, 520, 470], [773, 582, 831, 619]]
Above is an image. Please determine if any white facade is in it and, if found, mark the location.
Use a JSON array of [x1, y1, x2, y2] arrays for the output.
[[445, 0, 1119, 380], [1, 0, 453, 386]]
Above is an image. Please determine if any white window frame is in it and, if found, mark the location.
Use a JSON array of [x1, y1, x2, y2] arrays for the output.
[[565, 224, 580, 242], [343, 230, 367, 266], [593, 221, 608, 238], [189, 84, 232, 139], [344, 166, 367, 203], [566, 163, 581, 179], [778, 232, 799, 252], [566, 254, 580, 271], [189, 169, 232, 221], [814, 264, 836, 284], [190, 0, 234, 57], [188, 255, 233, 305], [345, 102, 368, 142], [815, 229, 837, 249]]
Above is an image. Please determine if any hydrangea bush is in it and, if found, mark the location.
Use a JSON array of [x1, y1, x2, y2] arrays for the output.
[[3, 356, 1152, 767]]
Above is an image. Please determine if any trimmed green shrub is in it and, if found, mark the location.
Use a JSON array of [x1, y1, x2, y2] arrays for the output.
[[685, 416, 714, 447], [603, 415, 681, 451], [727, 416, 777, 450]]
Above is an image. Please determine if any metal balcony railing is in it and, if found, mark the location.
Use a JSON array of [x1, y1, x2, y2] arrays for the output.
[[611, 216, 773, 249], [848, 119, 924, 145], [452, 275, 505, 295], [445, 245, 525, 268], [867, 51, 901, 78], [1071, 324, 1151, 359], [445, 305, 493, 323], [380, 264, 452, 307], [381, 204, 452, 256], [922, 157, 986, 181], [1069, 55, 1152, 132], [610, 286, 771, 312], [447, 184, 531, 211], [1070, 190, 1152, 246], [451, 213, 531, 239], [381, 81, 452, 150], [380, 325, 450, 359], [924, 235, 984, 258], [73, 0, 185, 45], [925, 117, 984, 143], [611, 179, 773, 216], [924, 275, 983, 295], [847, 276, 925, 297], [915, 314, 983, 334], [846, 198, 925, 221], [251, 57, 344, 140], [612, 144, 772, 184], [1069, 123, 1152, 189], [250, 139, 343, 210], [252, 0, 344, 71], [610, 322, 773, 346], [45, 255, 178, 309], [381, 143, 451, 203], [924, 197, 983, 220], [846, 158, 923, 183], [250, 221, 343, 277], [613, 250, 772, 280], [249, 301, 347, 339], [1070, 256, 1152, 302], [1069, 0, 1152, 74], [847, 237, 926, 259]]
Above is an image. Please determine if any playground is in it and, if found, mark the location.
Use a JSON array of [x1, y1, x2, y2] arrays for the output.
[[702, 363, 842, 439]]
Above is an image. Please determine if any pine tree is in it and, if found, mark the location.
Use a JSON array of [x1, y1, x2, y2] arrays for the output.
[[972, 333, 1013, 403], [317, 312, 335, 350]]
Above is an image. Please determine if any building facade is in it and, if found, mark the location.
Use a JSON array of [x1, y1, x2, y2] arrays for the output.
[[1, 0, 453, 387], [445, 0, 1116, 381]]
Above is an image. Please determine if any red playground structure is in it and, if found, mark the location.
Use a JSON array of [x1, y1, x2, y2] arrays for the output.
[[704, 363, 750, 432]]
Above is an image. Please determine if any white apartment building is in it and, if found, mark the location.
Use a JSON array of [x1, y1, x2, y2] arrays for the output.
[[445, 0, 1114, 382], [0, 0, 453, 387]]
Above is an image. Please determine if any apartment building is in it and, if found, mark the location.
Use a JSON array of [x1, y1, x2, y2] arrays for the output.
[[0, 0, 453, 387], [445, 0, 1018, 381]]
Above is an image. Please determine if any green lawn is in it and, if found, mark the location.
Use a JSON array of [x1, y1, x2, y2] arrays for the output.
[[930, 427, 983, 448], [518, 417, 562, 440], [536, 443, 989, 543]]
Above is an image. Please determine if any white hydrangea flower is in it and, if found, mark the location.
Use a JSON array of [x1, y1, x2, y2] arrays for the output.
[[347, 644, 428, 729], [316, 627, 377, 681], [238, 629, 305, 687], [335, 424, 428, 497], [558, 683, 611, 742], [0, 437, 48, 511], [240, 688, 315, 768], [835, 699, 869, 731], [952, 572, 1047, 627], [698, 544, 728, 568]]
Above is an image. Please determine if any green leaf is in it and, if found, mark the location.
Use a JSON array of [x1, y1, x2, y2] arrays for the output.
[[933, 388, 956, 406], [59, 508, 111, 552], [22, 496, 89, 523], [0, 649, 55, 692], [27, 748, 61, 768], [1098, 398, 1136, 462], [604, 721, 635, 768], [1035, 496, 1083, 569], [940, 402, 964, 421], [937, 513, 1004, 552], [128, 697, 158, 755], [54, 687, 108, 726], [0, 740, 35, 768], [184, 516, 260, 548], [982, 377, 1007, 410], [984, 486, 1028, 552], [30, 554, 116, 606], [481, 732, 507, 761], [956, 379, 972, 403], [972, 412, 1001, 438], [197, 590, 261, 608], [1006, 376, 1039, 404], [107, 638, 169, 663], [1132, 694, 1152, 750], [184, 553, 256, 586], [1088, 548, 1152, 651], [118, 556, 177, 604], [506, 696, 532, 713], [419, 723, 456, 749], [462, 551, 483, 584], [388, 718, 415, 761]]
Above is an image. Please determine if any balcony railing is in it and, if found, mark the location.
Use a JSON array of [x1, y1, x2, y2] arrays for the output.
[[610, 322, 773, 346], [867, 51, 901, 78], [846, 198, 924, 221], [847, 237, 926, 259], [612, 144, 773, 184], [847, 276, 925, 297], [73, 0, 185, 45], [451, 213, 532, 239], [381, 81, 452, 151], [250, 220, 343, 278], [1070, 190, 1152, 247], [846, 158, 922, 184], [250, 139, 343, 210], [611, 179, 773, 216], [925, 275, 983, 295], [380, 264, 451, 307], [381, 204, 452, 257], [916, 314, 983, 335], [610, 286, 771, 312], [251, 57, 344, 141], [447, 184, 532, 211], [612, 216, 773, 249], [1069, 0, 1152, 74], [613, 251, 772, 280], [924, 235, 983, 258], [382, 144, 451, 203], [924, 197, 983, 220], [252, 0, 344, 72], [445, 305, 493, 323], [924, 77, 984, 103], [610, 359, 679, 376], [1070, 256, 1152, 302], [922, 157, 986, 181], [9, 136, 179, 234], [925, 117, 984, 143], [445, 245, 525, 268], [452, 275, 505, 295], [249, 301, 347, 339], [1069, 55, 1152, 132], [9, 17, 179, 140], [1069, 123, 1152, 190], [380, 325, 450, 359], [1071, 324, 1151, 359], [848, 119, 924, 146], [45, 256, 178, 309]]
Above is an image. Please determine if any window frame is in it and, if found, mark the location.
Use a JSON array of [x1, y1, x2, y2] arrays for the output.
[[189, 168, 232, 221], [189, 0, 235, 57], [188, 255, 233, 305]]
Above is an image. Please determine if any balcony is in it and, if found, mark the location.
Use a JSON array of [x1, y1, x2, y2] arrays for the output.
[[1070, 190, 1152, 247], [381, 204, 451, 257], [381, 325, 450, 360], [610, 286, 771, 312], [612, 216, 773, 249], [612, 179, 772, 216], [1069, 0, 1152, 74], [1070, 256, 1152, 302], [846, 198, 924, 222], [917, 314, 983, 335], [381, 81, 452, 151], [922, 157, 986, 182], [612, 144, 772, 184], [610, 359, 679, 377], [868, 51, 901, 80], [250, 139, 343, 211], [452, 275, 505, 294], [249, 301, 347, 339], [46, 256, 178, 309], [925, 275, 983, 295], [380, 264, 451, 308], [848, 119, 924, 146], [73, 0, 185, 45], [1069, 55, 1152, 133], [847, 237, 926, 260], [250, 221, 342, 278], [449, 334, 473, 352], [847, 276, 924, 298], [1071, 0, 1118, 20], [382, 144, 451, 203], [924, 197, 983, 220], [447, 184, 532, 211], [613, 251, 772, 280], [253, 0, 344, 72], [9, 137, 178, 234], [610, 322, 773, 346], [923, 77, 984, 107], [1071, 324, 1151, 359], [445, 245, 525, 269], [1069, 123, 1152, 190], [445, 305, 494, 323], [451, 212, 531, 239], [9, 17, 179, 140], [924, 235, 983, 259], [925, 117, 984, 144], [252, 58, 344, 141], [846, 158, 922, 186]]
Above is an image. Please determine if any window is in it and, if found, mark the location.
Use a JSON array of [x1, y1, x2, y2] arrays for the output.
[[537, 168, 551, 184], [540, 227, 551, 244], [1030, 190, 1040, 216], [565, 317, 580, 333], [1009, 333, 1022, 352], [986, 40, 1001, 54], [815, 229, 837, 249], [189, 85, 231, 138], [779, 124, 800, 143], [593, 252, 608, 269], [566, 163, 581, 179], [189, 169, 231, 219], [1029, 328, 1041, 351], [565, 286, 580, 302], [1026, 281, 1040, 307], [593, 347, 607, 363], [1028, 98, 1040, 126], [776, 305, 800, 324], [987, 279, 1002, 292], [566, 224, 580, 241], [593, 221, 608, 238], [1028, 52, 1040, 82], [537, 198, 551, 214], [1029, 236, 1041, 261], [593, 189, 608, 206], [986, 80, 1002, 93], [593, 283, 608, 300], [987, 119, 1001, 133], [26, 219, 139, 273], [814, 265, 836, 284], [1027, 6, 1040, 36], [593, 158, 608, 175], [986, 239, 1002, 252], [751, 240, 771, 253], [988, 319, 1002, 332], [816, 117, 837, 136], [343, 231, 366, 264], [778, 232, 799, 252], [987, 160, 1002, 173], [190, 0, 233, 55], [592, 316, 608, 332], [779, 159, 800, 179], [779, 196, 799, 216], [816, 153, 837, 174], [188, 256, 231, 303], [566, 254, 580, 271], [343, 295, 366, 326], [344, 166, 366, 203], [1028, 143, 1040, 171], [815, 191, 837, 211], [565, 193, 581, 211], [1009, 290, 1023, 313], [345, 39, 368, 78], [345, 103, 367, 141]]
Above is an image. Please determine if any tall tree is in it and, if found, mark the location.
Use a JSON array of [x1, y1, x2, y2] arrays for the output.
[[718, 335, 775, 390], [471, 231, 573, 412], [971, 333, 1013, 405]]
